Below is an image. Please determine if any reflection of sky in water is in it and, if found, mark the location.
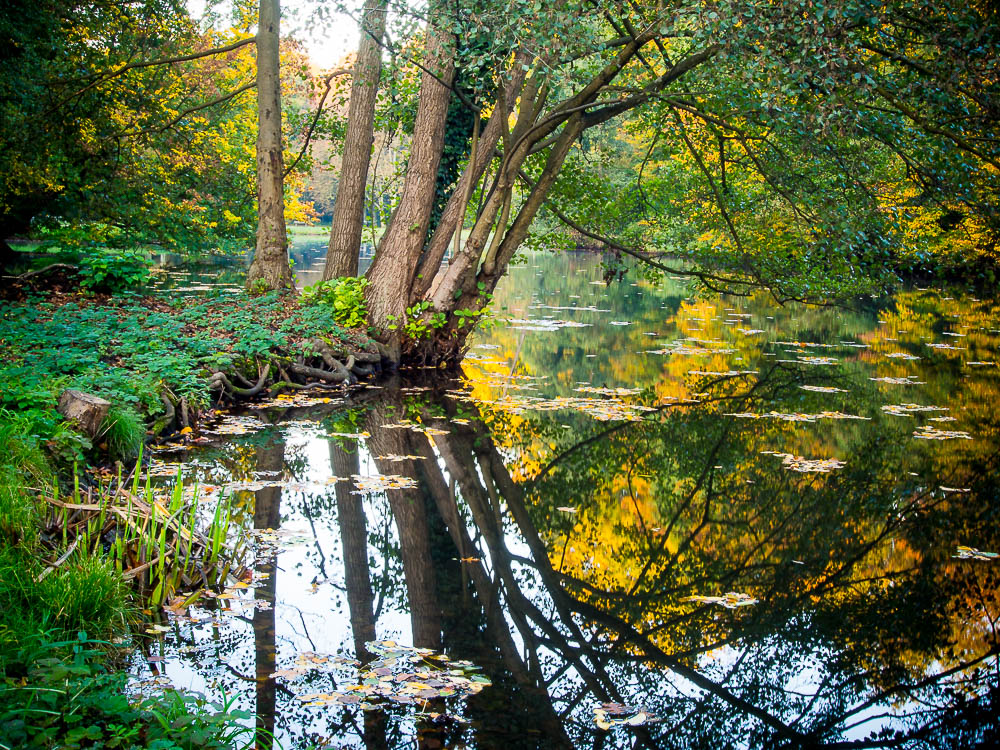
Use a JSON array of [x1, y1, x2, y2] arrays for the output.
[[132, 251, 1000, 748]]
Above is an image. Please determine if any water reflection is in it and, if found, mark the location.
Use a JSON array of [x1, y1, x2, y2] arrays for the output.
[[137, 253, 1000, 748], [148, 230, 371, 293]]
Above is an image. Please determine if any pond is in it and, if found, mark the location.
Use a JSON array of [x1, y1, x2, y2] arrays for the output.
[[133, 247, 1000, 748]]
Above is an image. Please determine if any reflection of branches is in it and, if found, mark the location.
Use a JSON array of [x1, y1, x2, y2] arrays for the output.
[[426, 387, 992, 746]]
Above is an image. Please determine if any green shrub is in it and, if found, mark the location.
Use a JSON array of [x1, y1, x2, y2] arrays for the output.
[[301, 276, 369, 328], [0, 634, 259, 749], [78, 248, 151, 292]]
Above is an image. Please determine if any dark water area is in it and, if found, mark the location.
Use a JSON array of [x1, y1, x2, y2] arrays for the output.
[[133, 250, 1000, 748]]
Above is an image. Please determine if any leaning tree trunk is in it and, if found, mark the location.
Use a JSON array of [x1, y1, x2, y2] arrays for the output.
[[246, 0, 293, 292], [323, 0, 388, 281], [363, 6, 455, 360]]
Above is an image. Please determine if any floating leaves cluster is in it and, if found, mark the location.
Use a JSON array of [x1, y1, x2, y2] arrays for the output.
[[453, 392, 660, 421], [680, 592, 759, 608], [593, 702, 662, 730], [953, 546, 998, 561], [913, 426, 972, 440], [763, 451, 846, 473], [352, 474, 420, 493], [726, 411, 870, 423], [277, 641, 491, 714], [882, 403, 948, 417]]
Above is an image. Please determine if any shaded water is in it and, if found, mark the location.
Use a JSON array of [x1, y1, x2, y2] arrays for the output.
[[135, 251, 1000, 748]]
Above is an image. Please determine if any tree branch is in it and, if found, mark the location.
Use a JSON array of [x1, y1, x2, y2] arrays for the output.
[[111, 81, 256, 139], [49, 37, 257, 116], [283, 67, 352, 177]]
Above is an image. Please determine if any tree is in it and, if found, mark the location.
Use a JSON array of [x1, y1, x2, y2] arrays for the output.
[[323, 0, 998, 365], [246, 0, 294, 292], [0, 0, 324, 272], [322, 0, 389, 281]]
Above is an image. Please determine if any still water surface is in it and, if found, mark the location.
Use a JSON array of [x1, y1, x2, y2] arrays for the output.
[[136, 248, 1000, 748]]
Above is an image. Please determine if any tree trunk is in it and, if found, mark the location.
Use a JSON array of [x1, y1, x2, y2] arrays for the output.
[[418, 115, 585, 364], [246, 0, 292, 292], [57, 390, 111, 439], [364, 6, 454, 359], [323, 0, 388, 281], [410, 54, 531, 299]]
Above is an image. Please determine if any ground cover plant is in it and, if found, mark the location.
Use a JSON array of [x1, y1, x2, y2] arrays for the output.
[[0, 286, 376, 446], [0, 633, 258, 749]]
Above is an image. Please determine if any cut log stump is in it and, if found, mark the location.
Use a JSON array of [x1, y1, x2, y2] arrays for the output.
[[57, 390, 110, 438]]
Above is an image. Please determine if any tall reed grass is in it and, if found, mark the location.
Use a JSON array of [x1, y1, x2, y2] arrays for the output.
[[42, 450, 247, 608]]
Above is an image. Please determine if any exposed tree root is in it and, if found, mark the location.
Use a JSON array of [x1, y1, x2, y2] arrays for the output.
[[14, 263, 80, 281], [147, 343, 381, 436], [209, 362, 271, 397], [179, 397, 190, 430], [289, 361, 352, 383], [150, 392, 177, 437]]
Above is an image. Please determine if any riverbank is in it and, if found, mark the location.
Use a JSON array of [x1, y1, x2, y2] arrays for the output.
[[0, 280, 378, 746], [1, 283, 379, 448]]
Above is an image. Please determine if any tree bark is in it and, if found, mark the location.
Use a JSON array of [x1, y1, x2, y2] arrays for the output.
[[363, 5, 455, 359], [323, 0, 388, 281], [246, 0, 293, 292], [410, 53, 531, 299]]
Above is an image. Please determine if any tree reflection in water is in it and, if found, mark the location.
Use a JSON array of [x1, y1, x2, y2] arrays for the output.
[[148, 362, 999, 748]]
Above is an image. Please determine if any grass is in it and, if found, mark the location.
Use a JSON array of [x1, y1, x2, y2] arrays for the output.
[[98, 405, 145, 462], [288, 222, 331, 236], [0, 417, 128, 672], [47, 459, 246, 609], [0, 410, 262, 748]]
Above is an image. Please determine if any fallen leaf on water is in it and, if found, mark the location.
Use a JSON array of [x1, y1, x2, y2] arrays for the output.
[[913, 426, 972, 440], [593, 702, 661, 730], [680, 592, 759, 608], [954, 546, 998, 561]]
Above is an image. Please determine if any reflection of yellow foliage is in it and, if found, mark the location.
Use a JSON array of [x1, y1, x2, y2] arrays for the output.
[[464, 260, 1000, 688]]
